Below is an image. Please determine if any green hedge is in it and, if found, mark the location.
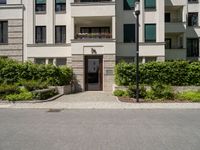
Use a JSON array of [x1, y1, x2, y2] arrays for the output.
[[0, 58, 73, 86], [115, 61, 200, 86]]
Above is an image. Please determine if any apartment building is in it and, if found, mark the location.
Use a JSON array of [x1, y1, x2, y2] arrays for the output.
[[0, 0, 200, 91]]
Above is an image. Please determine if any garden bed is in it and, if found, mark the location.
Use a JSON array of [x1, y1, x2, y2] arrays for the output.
[[117, 97, 193, 103], [113, 83, 200, 103]]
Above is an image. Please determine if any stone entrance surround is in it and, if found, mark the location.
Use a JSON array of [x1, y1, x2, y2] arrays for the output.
[[72, 54, 115, 92]]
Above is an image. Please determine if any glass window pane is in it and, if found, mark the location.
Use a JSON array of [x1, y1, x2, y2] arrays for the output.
[[124, 24, 135, 43], [145, 24, 156, 42], [35, 58, 46, 64], [0, 0, 6, 4], [36, 0, 46, 4], [56, 58, 66, 66], [124, 0, 135, 10], [145, 0, 156, 9], [0, 21, 8, 43]]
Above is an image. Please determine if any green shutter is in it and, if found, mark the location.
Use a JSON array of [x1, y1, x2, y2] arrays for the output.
[[124, 24, 135, 43], [36, 0, 46, 4], [56, 0, 66, 3], [124, 0, 135, 10], [145, 24, 156, 42], [145, 0, 156, 9]]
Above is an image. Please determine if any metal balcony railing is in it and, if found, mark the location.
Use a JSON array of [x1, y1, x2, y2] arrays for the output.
[[74, 0, 112, 2], [75, 33, 112, 39]]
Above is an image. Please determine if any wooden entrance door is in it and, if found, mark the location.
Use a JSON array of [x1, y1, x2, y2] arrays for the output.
[[85, 56, 103, 91]]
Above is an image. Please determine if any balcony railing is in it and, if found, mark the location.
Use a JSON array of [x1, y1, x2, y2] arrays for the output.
[[74, 0, 112, 2], [75, 33, 112, 39]]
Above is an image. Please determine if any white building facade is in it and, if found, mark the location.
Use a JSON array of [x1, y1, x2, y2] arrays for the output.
[[0, 0, 200, 91]]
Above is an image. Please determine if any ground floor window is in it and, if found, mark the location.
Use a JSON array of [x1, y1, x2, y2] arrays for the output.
[[187, 38, 199, 57], [34, 58, 67, 66], [139, 57, 157, 63]]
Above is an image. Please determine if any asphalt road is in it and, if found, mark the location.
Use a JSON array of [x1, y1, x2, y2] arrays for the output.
[[0, 109, 200, 150]]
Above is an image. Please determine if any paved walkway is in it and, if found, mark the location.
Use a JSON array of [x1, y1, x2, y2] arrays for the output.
[[1, 91, 200, 109], [56, 91, 118, 103]]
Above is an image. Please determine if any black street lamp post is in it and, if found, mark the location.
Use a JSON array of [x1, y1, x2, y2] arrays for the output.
[[135, 0, 140, 103]]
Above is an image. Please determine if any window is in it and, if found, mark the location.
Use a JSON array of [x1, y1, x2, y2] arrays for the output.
[[165, 13, 171, 22], [35, 58, 46, 64], [0, 21, 8, 44], [0, 0, 6, 4], [145, 24, 156, 42], [188, 13, 198, 26], [145, 0, 156, 9], [55, 0, 66, 12], [35, 26, 46, 43], [35, 0, 46, 13], [145, 57, 156, 63], [55, 26, 66, 43], [187, 38, 199, 57], [124, 0, 135, 10], [188, 0, 198, 3], [48, 58, 54, 65], [56, 58, 66, 66], [124, 24, 135, 43], [165, 38, 171, 49]]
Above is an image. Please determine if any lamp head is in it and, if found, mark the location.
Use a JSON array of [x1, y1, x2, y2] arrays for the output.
[[135, 1, 140, 15]]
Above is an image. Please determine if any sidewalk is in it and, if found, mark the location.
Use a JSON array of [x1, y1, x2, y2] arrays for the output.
[[1, 91, 200, 109]]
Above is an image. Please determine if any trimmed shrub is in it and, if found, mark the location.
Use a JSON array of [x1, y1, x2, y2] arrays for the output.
[[176, 91, 200, 102], [0, 58, 73, 86], [127, 85, 147, 98], [113, 90, 124, 97], [4, 88, 33, 101], [19, 80, 48, 91], [32, 88, 58, 100], [145, 82, 175, 100], [115, 61, 200, 86], [0, 84, 19, 96]]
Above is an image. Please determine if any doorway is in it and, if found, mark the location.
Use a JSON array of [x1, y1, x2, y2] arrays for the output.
[[85, 56, 103, 91]]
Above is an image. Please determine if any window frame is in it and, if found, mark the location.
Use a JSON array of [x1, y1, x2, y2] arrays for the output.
[[0, 0, 6, 4], [55, 25, 66, 44], [144, 0, 156, 10], [145, 24, 156, 43], [187, 38, 199, 57], [35, 0, 46, 13], [123, 24, 135, 43], [0, 21, 8, 44], [55, 0, 66, 13], [35, 26, 46, 44], [188, 12, 198, 27]]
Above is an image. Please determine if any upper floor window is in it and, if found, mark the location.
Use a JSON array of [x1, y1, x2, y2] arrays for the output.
[[165, 13, 171, 22], [124, 24, 135, 43], [0, 21, 8, 44], [124, 0, 135, 10], [35, 26, 46, 43], [0, 0, 6, 4], [55, 26, 66, 43], [145, 0, 156, 10], [188, 13, 198, 26], [188, 0, 198, 3], [35, 0, 46, 13], [55, 0, 66, 12], [145, 24, 156, 42]]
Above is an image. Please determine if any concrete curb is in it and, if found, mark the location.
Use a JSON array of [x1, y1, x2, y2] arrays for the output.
[[1, 102, 200, 109]]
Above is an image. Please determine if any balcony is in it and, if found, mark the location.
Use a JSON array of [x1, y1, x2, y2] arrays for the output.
[[71, 0, 115, 17], [165, 6, 186, 33], [165, 0, 187, 6], [72, 16, 115, 41]]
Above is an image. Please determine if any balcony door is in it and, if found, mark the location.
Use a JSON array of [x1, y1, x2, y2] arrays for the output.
[[85, 56, 103, 91]]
